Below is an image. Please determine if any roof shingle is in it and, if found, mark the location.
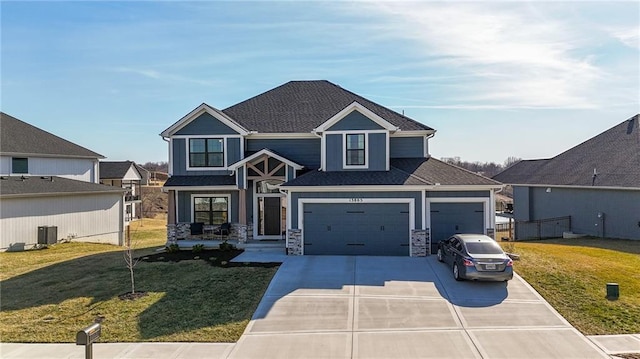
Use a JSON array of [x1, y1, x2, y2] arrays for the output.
[[0, 176, 125, 197], [0, 113, 104, 159], [222, 80, 434, 133], [493, 114, 640, 188]]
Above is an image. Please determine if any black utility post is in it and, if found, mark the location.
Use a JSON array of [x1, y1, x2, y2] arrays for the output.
[[76, 323, 101, 359]]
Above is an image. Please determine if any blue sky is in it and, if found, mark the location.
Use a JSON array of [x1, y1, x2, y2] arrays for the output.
[[2, 1, 638, 165]]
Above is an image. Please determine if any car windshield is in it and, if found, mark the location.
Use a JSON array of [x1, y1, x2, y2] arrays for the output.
[[465, 241, 504, 255]]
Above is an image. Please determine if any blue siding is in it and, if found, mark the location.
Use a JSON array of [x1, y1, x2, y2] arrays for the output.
[[513, 186, 530, 221], [227, 138, 241, 165], [175, 112, 238, 135], [245, 182, 253, 224], [236, 167, 245, 189], [172, 138, 236, 175], [368, 133, 387, 171], [327, 110, 384, 131], [519, 186, 640, 240], [286, 165, 295, 181], [290, 191, 423, 229], [246, 138, 321, 169], [325, 134, 343, 171], [390, 137, 424, 158], [177, 190, 239, 223]]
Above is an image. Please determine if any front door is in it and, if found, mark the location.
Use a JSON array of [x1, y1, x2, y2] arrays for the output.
[[262, 197, 282, 236], [255, 180, 286, 239]]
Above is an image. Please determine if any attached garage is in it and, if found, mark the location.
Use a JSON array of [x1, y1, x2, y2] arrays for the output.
[[428, 201, 486, 254], [302, 201, 411, 256]]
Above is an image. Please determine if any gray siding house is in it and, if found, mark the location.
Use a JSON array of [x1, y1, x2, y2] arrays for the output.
[[0, 113, 126, 250], [100, 161, 144, 221], [161, 81, 501, 256], [493, 114, 640, 240]]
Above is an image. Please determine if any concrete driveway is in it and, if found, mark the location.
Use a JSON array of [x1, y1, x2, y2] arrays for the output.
[[228, 255, 608, 359]]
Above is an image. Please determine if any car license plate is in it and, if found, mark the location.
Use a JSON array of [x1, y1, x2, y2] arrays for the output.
[[485, 264, 496, 270]]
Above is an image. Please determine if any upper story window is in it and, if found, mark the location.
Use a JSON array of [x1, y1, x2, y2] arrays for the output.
[[12, 157, 28, 174], [345, 134, 365, 166], [189, 138, 224, 167]]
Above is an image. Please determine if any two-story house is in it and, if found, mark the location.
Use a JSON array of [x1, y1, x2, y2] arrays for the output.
[[161, 81, 501, 256], [0, 112, 126, 250], [100, 161, 145, 221]]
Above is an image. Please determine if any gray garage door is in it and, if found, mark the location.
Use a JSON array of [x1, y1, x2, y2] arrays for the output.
[[303, 203, 410, 256], [430, 202, 484, 254]]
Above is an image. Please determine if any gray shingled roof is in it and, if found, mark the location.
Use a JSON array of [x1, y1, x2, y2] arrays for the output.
[[0, 113, 104, 159], [222, 81, 434, 133], [282, 157, 500, 187], [100, 161, 139, 179], [164, 175, 236, 187], [493, 114, 640, 188], [0, 176, 125, 197]]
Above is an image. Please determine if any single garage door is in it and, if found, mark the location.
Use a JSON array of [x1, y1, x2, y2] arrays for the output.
[[430, 202, 484, 254], [303, 203, 410, 256]]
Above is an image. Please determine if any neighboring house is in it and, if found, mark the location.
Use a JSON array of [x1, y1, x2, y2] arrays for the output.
[[160, 80, 501, 256], [493, 114, 640, 240], [100, 161, 144, 221], [134, 163, 151, 186], [0, 113, 126, 250]]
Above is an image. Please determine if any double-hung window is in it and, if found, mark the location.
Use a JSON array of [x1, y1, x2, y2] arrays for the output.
[[193, 196, 229, 225], [345, 133, 365, 166], [189, 138, 224, 168]]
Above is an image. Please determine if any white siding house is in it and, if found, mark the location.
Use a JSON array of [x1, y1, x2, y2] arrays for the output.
[[0, 112, 125, 250]]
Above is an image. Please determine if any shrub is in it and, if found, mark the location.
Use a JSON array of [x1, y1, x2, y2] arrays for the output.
[[192, 244, 205, 253], [165, 243, 180, 253]]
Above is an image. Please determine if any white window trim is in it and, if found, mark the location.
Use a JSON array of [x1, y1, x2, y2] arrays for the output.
[[253, 180, 286, 239], [343, 132, 369, 169], [297, 198, 415, 256], [177, 135, 242, 171], [425, 197, 492, 235], [190, 194, 232, 224]]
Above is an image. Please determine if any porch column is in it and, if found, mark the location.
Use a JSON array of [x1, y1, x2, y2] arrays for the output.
[[238, 189, 247, 225], [167, 190, 176, 225]]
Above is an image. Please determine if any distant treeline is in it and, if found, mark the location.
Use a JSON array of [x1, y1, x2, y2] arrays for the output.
[[141, 161, 168, 173], [440, 156, 521, 178]]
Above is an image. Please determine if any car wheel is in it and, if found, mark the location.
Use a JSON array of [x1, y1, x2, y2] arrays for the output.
[[437, 248, 443, 262], [453, 263, 463, 281]]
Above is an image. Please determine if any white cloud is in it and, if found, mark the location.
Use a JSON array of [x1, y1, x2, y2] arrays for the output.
[[112, 67, 215, 86], [344, 2, 608, 109], [607, 25, 640, 49]]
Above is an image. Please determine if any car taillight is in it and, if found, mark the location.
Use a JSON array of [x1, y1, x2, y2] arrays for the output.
[[506, 259, 513, 267], [463, 259, 474, 267]]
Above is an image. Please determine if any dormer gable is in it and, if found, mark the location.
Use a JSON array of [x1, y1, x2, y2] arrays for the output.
[[313, 102, 399, 133], [160, 103, 249, 137]]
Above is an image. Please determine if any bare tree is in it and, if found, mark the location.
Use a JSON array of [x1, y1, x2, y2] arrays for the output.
[[123, 226, 140, 294], [503, 156, 522, 169]]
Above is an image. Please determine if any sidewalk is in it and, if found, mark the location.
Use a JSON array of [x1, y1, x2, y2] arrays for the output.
[[588, 334, 640, 358]]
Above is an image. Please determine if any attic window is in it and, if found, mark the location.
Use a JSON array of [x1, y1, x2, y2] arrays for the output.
[[12, 157, 28, 174], [189, 138, 224, 168], [345, 134, 366, 166]]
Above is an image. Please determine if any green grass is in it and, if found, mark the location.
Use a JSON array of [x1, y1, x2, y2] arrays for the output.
[[501, 237, 640, 335], [0, 218, 278, 343]]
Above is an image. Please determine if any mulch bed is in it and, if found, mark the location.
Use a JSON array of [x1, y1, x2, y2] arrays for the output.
[[138, 249, 280, 268]]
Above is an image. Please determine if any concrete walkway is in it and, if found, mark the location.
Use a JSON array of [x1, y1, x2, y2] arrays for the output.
[[1, 255, 639, 358]]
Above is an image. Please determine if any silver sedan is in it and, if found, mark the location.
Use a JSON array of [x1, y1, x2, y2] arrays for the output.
[[437, 234, 513, 281]]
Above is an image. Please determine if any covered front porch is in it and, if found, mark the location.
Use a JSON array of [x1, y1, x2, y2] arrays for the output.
[[164, 149, 303, 250]]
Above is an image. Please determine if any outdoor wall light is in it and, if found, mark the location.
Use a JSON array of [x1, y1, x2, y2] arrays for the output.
[[546, 188, 552, 193]]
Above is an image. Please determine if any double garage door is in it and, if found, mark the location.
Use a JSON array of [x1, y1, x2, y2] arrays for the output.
[[301, 201, 486, 256], [303, 203, 410, 256]]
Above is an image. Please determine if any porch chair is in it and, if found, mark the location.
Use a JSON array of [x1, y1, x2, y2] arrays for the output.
[[213, 222, 231, 241]]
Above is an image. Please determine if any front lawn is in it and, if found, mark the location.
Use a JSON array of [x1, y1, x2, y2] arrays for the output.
[[0, 218, 279, 343], [502, 237, 640, 335]]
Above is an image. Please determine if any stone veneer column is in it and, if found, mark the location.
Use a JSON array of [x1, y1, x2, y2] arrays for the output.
[[166, 224, 177, 246], [487, 228, 495, 240], [231, 223, 248, 243], [410, 229, 427, 257], [286, 229, 302, 255], [246, 222, 254, 241]]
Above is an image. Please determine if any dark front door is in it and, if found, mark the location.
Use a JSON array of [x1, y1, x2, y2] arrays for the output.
[[263, 197, 281, 236]]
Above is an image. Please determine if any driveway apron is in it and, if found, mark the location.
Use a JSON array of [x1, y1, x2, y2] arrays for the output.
[[227, 256, 608, 359]]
